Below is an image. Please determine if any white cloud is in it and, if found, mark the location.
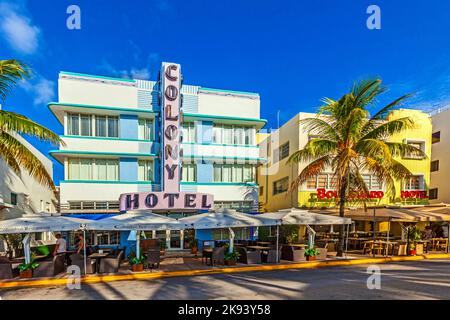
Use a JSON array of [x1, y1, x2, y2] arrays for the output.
[[0, 2, 40, 55], [20, 76, 55, 106], [98, 59, 153, 80]]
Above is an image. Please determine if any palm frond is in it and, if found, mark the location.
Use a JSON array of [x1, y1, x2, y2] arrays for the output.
[[0, 111, 63, 145], [0, 60, 31, 101], [360, 117, 415, 141], [288, 139, 337, 164], [385, 142, 427, 159], [0, 132, 55, 190], [289, 155, 331, 192]]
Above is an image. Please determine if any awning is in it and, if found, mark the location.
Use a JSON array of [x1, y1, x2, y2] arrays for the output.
[[257, 208, 352, 225], [310, 205, 450, 222], [179, 208, 274, 229], [85, 211, 184, 231], [0, 213, 89, 234]]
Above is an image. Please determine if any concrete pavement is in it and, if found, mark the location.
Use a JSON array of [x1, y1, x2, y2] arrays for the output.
[[1, 259, 450, 300]]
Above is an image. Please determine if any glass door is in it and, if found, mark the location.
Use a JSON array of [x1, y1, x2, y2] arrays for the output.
[[168, 230, 183, 250]]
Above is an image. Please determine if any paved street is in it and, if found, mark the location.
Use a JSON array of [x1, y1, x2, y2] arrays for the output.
[[1, 259, 450, 300]]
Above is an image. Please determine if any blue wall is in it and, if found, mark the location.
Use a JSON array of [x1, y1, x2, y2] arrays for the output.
[[197, 160, 213, 183], [120, 157, 138, 181], [120, 114, 138, 139], [195, 229, 213, 250], [196, 121, 213, 143]]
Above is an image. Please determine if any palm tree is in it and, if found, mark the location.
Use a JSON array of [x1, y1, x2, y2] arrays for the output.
[[0, 59, 62, 190], [288, 79, 426, 256]]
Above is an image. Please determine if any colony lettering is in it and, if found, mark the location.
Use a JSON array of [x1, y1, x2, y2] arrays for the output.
[[119, 192, 213, 211], [162, 62, 182, 192]]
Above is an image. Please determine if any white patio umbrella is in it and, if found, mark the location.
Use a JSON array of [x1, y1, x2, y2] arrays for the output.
[[0, 213, 88, 264], [179, 208, 274, 253], [85, 211, 184, 258], [257, 208, 352, 262]]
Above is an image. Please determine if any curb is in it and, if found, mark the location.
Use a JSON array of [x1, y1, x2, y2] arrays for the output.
[[1, 253, 449, 289]]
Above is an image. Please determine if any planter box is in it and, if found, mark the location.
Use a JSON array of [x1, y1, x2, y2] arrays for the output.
[[19, 270, 33, 279], [306, 256, 317, 262], [131, 264, 144, 272], [191, 247, 198, 255], [225, 260, 237, 266], [408, 250, 417, 256]]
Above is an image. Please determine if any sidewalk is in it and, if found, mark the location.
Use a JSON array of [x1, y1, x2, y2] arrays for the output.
[[1, 252, 449, 289]]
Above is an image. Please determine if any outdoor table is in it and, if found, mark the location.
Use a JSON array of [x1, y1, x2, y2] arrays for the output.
[[89, 253, 109, 273], [246, 246, 270, 251], [202, 248, 213, 265], [256, 242, 272, 246]]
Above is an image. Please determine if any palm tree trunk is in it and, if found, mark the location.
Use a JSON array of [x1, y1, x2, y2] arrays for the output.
[[336, 181, 347, 257]]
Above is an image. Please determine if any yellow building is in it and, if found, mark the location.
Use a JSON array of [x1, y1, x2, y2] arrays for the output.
[[257, 109, 432, 213]]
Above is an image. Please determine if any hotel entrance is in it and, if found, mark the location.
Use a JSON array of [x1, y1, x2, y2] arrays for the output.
[[152, 230, 185, 251]]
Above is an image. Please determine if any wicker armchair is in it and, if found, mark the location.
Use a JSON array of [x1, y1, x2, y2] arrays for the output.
[[69, 253, 96, 274], [0, 256, 13, 280], [146, 249, 160, 269], [237, 247, 262, 264], [212, 247, 225, 266], [266, 249, 281, 263], [33, 254, 66, 278], [281, 245, 306, 262], [99, 251, 123, 273]]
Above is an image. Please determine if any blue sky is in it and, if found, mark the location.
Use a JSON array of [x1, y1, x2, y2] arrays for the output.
[[1, 0, 450, 184]]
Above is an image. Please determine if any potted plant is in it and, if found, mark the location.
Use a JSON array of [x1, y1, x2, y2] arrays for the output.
[[159, 240, 166, 256], [18, 255, 39, 279], [224, 249, 240, 266], [190, 239, 198, 255], [304, 248, 320, 261], [408, 243, 417, 256], [128, 253, 145, 272], [408, 226, 422, 256]]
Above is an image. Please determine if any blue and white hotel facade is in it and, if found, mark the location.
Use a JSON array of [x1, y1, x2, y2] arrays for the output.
[[48, 64, 266, 250]]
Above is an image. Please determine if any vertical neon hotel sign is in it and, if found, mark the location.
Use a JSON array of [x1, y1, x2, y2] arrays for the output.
[[119, 62, 214, 211]]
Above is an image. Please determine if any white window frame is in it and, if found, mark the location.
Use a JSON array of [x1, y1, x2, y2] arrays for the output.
[[403, 174, 425, 191], [68, 158, 119, 181], [403, 139, 426, 160], [212, 123, 256, 146], [138, 118, 154, 141], [138, 160, 154, 181]]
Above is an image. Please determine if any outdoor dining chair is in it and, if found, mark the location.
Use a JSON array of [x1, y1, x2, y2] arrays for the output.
[[99, 251, 123, 273], [146, 249, 160, 269], [266, 249, 281, 263], [237, 247, 262, 264], [69, 253, 96, 274], [33, 254, 66, 278], [212, 247, 225, 266], [0, 256, 13, 280]]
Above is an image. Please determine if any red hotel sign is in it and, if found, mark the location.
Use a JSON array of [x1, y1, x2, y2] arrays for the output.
[[401, 191, 427, 199], [316, 188, 384, 200]]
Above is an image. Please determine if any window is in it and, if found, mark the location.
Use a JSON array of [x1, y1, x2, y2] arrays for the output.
[[213, 164, 255, 183], [182, 122, 196, 143], [432, 131, 441, 144], [404, 175, 424, 190], [68, 113, 118, 138], [68, 158, 119, 181], [181, 163, 196, 182], [404, 140, 425, 159], [431, 160, 439, 172], [273, 177, 289, 195], [429, 188, 438, 200], [138, 160, 154, 181], [273, 142, 289, 162], [95, 115, 118, 137], [68, 113, 80, 135], [138, 119, 154, 140], [80, 114, 92, 136], [10, 193, 17, 205], [95, 231, 120, 245], [212, 124, 255, 145], [362, 174, 382, 189]]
